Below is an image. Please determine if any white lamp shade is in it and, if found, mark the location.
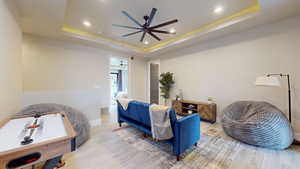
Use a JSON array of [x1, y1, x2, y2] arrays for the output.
[[255, 76, 281, 87]]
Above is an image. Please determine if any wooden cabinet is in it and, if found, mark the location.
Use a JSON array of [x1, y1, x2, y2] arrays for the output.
[[172, 100, 216, 123]]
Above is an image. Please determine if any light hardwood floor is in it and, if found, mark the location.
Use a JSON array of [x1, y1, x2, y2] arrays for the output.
[[58, 106, 300, 169]]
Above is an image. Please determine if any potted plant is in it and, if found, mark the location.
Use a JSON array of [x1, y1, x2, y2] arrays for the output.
[[159, 72, 175, 105]]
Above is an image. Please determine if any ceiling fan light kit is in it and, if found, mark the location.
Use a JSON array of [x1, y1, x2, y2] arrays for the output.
[[113, 8, 178, 43]]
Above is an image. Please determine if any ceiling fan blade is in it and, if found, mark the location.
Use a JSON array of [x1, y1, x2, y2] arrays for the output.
[[146, 8, 157, 27], [149, 19, 178, 29], [140, 32, 146, 42], [147, 31, 161, 41], [122, 30, 142, 37], [150, 29, 175, 34], [112, 24, 141, 30], [122, 11, 143, 27]]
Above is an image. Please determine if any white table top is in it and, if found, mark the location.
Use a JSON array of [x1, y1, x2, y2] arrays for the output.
[[0, 114, 67, 153]]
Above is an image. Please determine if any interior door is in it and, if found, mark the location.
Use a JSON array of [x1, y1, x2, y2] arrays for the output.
[[150, 63, 159, 104]]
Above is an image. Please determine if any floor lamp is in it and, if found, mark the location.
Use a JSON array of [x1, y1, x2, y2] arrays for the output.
[[255, 73, 300, 145]]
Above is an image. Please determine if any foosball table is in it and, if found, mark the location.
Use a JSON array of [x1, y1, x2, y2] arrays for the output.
[[0, 112, 76, 169]]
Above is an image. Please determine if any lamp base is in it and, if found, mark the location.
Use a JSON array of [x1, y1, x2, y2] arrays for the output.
[[292, 139, 300, 145]]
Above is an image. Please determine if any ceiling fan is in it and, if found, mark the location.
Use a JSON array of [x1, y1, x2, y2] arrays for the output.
[[113, 8, 178, 43]]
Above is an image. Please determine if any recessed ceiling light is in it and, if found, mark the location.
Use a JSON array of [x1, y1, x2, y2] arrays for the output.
[[169, 28, 176, 33], [214, 6, 224, 14], [83, 20, 91, 27], [144, 41, 149, 45]]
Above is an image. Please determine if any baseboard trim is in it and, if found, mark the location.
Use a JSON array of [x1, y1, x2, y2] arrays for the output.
[[295, 133, 300, 140], [89, 119, 101, 127]]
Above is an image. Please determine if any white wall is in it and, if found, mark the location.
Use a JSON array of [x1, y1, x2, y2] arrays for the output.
[[22, 35, 112, 120], [152, 16, 300, 136], [0, 0, 23, 123]]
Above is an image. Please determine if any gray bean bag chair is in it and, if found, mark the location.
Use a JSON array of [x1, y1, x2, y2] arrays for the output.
[[221, 101, 293, 150], [17, 103, 90, 148]]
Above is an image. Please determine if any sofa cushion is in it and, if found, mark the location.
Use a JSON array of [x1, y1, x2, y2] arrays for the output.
[[118, 101, 178, 130], [119, 101, 152, 127]]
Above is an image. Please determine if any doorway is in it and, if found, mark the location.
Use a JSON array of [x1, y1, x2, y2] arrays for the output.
[[110, 57, 128, 105], [150, 63, 159, 104], [147, 61, 160, 104]]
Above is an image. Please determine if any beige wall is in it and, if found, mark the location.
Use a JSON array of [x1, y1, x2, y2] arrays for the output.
[[0, 1, 23, 123], [152, 16, 300, 136], [128, 56, 147, 101], [22, 35, 111, 92], [22, 35, 112, 120], [22, 35, 147, 121]]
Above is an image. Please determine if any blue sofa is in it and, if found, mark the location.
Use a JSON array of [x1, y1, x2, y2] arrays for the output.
[[117, 100, 200, 160]]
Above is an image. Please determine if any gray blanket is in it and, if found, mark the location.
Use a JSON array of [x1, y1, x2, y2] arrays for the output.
[[149, 104, 173, 141], [16, 103, 91, 148]]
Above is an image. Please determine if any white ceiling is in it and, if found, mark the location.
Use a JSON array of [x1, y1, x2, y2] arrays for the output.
[[16, 0, 67, 38], [14, 0, 300, 56]]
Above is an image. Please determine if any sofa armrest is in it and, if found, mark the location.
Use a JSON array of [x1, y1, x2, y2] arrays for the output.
[[173, 113, 200, 155], [117, 101, 125, 124]]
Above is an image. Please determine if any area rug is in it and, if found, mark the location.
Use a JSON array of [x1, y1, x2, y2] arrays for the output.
[[114, 123, 300, 169]]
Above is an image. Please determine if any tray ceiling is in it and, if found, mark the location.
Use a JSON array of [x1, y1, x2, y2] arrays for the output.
[[15, 0, 300, 55], [63, 0, 259, 53]]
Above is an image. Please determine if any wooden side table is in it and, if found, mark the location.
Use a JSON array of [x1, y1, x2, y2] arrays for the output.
[[172, 100, 217, 123]]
